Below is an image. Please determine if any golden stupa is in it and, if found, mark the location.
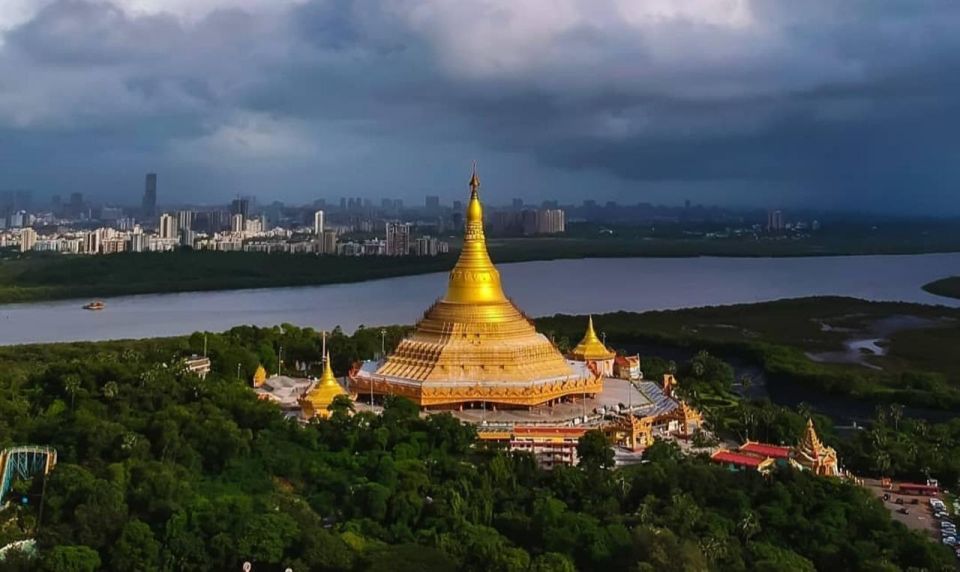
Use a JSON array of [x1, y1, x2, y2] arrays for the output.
[[569, 316, 616, 376], [570, 316, 616, 362], [301, 351, 347, 419], [253, 364, 268, 387], [352, 166, 602, 408]]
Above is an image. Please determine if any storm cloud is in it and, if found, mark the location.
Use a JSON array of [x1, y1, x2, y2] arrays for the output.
[[2, 0, 959, 213]]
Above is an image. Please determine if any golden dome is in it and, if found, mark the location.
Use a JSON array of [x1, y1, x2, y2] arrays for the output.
[[570, 316, 615, 361], [301, 352, 346, 418], [366, 166, 600, 408], [253, 365, 267, 387]]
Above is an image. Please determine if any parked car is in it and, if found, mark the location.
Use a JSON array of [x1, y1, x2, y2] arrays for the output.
[[895, 498, 904, 505], [898, 508, 910, 515]]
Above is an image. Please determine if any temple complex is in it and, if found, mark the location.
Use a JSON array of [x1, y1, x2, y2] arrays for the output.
[[352, 167, 602, 409], [710, 418, 842, 477], [300, 352, 348, 419], [568, 316, 616, 376]]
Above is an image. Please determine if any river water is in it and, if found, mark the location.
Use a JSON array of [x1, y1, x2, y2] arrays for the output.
[[0, 253, 958, 346]]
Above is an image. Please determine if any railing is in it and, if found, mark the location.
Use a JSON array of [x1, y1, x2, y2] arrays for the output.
[[0, 446, 57, 505]]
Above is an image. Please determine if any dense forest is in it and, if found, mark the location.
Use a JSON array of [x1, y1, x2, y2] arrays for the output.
[[0, 324, 955, 571]]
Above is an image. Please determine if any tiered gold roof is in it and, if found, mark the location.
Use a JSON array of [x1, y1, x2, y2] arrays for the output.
[[361, 166, 601, 408], [796, 418, 840, 476], [570, 316, 616, 361], [301, 352, 346, 418]]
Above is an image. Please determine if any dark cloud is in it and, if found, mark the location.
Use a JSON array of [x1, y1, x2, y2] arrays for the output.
[[1, 0, 960, 213]]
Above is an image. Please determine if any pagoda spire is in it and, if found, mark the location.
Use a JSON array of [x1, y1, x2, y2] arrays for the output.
[[443, 164, 507, 304]]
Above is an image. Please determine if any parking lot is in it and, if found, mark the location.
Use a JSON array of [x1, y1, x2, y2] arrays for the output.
[[864, 479, 960, 559]]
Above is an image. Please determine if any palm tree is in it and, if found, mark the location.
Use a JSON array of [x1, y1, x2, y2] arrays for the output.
[[102, 381, 119, 400], [64, 375, 81, 411], [888, 403, 904, 431]]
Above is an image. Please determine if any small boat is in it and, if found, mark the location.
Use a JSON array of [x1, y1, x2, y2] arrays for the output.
[[82, 301, 105, 311]]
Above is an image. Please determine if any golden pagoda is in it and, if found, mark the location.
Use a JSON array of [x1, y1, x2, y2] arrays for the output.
[[253, 364, 267, 387], [352, 166, 602, 408], [795, 418, 840, 476], [300, 352, 347, 419], [569, 316, 616, 376]]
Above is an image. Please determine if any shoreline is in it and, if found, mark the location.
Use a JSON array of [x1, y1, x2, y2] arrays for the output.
[[4, 248, 960, 305]]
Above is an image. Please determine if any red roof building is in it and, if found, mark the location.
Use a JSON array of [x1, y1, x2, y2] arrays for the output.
[[739, 442, 792, 460]]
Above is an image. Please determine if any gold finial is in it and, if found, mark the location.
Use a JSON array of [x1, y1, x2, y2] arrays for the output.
[[469, 161, 480, 194]]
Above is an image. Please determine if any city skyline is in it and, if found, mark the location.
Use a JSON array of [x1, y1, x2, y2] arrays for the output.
[[2, 2, 960, 214]]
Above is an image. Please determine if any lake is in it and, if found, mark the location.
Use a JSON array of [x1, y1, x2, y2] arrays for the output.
[[0, 253, 958, 346]]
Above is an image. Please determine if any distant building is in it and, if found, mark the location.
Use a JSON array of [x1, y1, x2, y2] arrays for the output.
[[183, 355, 211, 379], [767, 209, 784, 232], [83, 230, 100, 254], [19, 228, 36, 252], [176, 210, 193, 232], [425, 195, 440, 210], [385, 221, 411, 256], [313, 210, 324, 235], [512, 198, 524, 210], [158, 213, 178, 240], [142, 173, 157, 219], [231, 213, 244, 234], [538, 209, 565, 234], [521, 208, 566, 235], [322, 229, 338, 255], [231, 197, 250, 219], [129, 231, 146, 253]]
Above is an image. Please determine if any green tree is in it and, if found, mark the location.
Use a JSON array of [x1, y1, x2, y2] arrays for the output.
[[41, 546, 101, 572], [576, 430, 615, 471], [110, 519, 161, 571]]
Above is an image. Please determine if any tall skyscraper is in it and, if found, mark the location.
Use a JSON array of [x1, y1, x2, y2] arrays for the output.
[[142, 173, 157, 218], [176, 210, 193, 232], [425, 195, 440, 210], [313, 210, 324, 235], [231, 197, 250, 219], [159, 213, 178, 239], [19, 228, 36, 252], [385, 221, 411, 256]]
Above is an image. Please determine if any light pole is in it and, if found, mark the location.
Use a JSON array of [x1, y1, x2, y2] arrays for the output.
[[236, 362, 241, 383], [277, 345, 283, 377]]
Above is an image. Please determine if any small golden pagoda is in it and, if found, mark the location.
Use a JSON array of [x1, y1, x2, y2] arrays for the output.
[[569, 316, 616, 376], [300, 352, 347, 419], [352, 166, 601, 408], [253, 364, 267, 387], [795, 418, 840, 476]]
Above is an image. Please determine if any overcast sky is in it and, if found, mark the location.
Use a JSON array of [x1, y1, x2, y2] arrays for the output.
[[2, 0, 959, 213]]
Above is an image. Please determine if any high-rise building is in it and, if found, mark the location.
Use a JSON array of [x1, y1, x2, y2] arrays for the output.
[[425, 195, 440, 210], [385, 221, 411, 256], [322, 230, 338, 255], [19, 228, 36, 252], [142, 173, 157, 218], [767, 209, 784, 232], [231, 197, 250, 219], [231, 213, 244, 233], [177, 210, 193, 232], [313, 210, 324, 235], [512, 198, 524, 210], [538, 209, 565, 234], [129, 231, 145, 253], [159, 213, 178, 239], [83, 230, 100, 254]]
